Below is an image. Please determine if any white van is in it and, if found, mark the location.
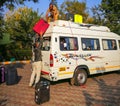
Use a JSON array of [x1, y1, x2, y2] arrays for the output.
[[40, 20, 120, 86]]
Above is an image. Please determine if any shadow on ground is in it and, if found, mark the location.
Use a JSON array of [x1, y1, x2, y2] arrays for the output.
[[83, 71, 120, 106]]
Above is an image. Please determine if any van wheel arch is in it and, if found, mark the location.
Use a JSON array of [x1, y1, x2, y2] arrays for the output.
[[74, 65, 90, 76], [70, 65, 90, 86]]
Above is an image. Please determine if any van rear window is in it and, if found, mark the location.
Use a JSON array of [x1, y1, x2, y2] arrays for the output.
[[60, 37, 78, 51], [42, 37, 51, 51]]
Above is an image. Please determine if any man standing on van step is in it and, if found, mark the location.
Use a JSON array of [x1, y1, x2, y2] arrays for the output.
[[29, 35, 43, 88], [46, 2, 59, 22]]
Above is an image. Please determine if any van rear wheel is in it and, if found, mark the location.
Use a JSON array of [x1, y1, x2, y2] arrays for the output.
[[74, 69, 87, 86]]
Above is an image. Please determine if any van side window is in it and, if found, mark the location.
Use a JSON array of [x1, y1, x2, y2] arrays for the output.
[[81, 38, 100, 50], [60, 37, 78, 51], [118, 40, 120, 49], [102, 39, 117, 50]]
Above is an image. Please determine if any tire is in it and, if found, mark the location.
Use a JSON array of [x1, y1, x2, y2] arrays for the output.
[[74, 69, 87, 86], [69, 78, 75, 86]]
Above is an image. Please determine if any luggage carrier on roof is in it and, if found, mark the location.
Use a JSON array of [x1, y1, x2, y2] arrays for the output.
[[50, 20, 110, 32]]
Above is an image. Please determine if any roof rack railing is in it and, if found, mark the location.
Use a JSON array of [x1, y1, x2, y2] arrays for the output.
[[78, 23, 110, 32], [79, 23, 94, 28]]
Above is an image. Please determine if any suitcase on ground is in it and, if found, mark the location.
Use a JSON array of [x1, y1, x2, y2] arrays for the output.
[[6, 65, 18, 85], [35, 80, 50, 105], [0, 65, 5, 83], [33, 19, 49, 36]]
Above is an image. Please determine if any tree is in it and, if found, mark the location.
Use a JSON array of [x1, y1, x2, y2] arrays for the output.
[[92, 0, 120, 35], [0, 0, 38, 10], [0, 0, 39, 40], [4, 7, 41, 49], [0, 18, 4, 38], [59, 0, 93, 23], [51, 0, 58, 7]]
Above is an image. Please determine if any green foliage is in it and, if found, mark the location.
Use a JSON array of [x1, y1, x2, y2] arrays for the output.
[[0, 18, 3, 38], [14, 49, 32, 60], [4, 7, 40, 49], [0, 0, 38, 10], [59, 0, 92, 23], [0, 33, 13, 45], [0, 0, 39, 39], [0, 47, 32, 61], [0, 7, 41, 61], [92, 0, 120, 35], [0, 40, 32, 61]]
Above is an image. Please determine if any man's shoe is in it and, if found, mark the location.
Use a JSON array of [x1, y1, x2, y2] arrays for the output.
[[33, 84, 36, 88], [28, 85, 32, 88]]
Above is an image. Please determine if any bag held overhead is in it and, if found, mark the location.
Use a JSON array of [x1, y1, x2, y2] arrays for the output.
[[33, 19, 49, 36]]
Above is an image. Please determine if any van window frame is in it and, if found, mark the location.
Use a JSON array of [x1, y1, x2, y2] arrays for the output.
[[102, 39, 117, 50], [59, 36, 78, 51], [81, 37, 100, 51], [42, 37, 51, 51]]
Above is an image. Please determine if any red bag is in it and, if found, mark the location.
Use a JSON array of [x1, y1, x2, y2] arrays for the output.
[[33, 19, 49, 36]]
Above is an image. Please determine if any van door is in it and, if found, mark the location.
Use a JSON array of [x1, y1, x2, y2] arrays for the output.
[[102, 39, 120, 71], [41, 37, 51, 78]]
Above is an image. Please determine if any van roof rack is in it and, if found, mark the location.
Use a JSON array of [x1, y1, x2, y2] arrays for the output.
[[79, 23, 110, 32], [79, 23, 94, 28]]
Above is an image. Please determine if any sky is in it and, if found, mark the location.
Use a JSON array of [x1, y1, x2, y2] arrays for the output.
[[23, 0, 102, 16], [3, 0, 102, 17]]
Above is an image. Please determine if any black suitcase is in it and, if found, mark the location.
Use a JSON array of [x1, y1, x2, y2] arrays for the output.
[[0, 65, 5, 83], [35, 80, 50, 105], [5, 65, 18, 85]]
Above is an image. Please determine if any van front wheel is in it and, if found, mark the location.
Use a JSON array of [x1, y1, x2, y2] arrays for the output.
[[74, 69, 87, 86]]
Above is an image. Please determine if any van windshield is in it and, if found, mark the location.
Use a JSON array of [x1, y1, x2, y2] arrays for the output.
[[42, 37, 51, 51]]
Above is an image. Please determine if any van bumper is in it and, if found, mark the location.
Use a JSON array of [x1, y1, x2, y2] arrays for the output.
[[41, 70, 58, 81]]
